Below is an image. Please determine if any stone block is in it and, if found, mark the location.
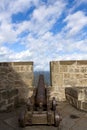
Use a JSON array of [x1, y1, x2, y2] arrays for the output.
[[0, 100, 6, 107], [80, 67, 87, 73], [0, 100, 7, 111], [60, 65, 68, 72], [50, 61, 59, 73], [9, 89, 18, 97], [65, 87, 86, 100], [64, 73, 71, 79], [17, 87, 33, 102], [79, 79, 87, 85], [0, 61, 33, 105], [84, 74, 87, 78], [50, 60, 87, 101], [77, 60, 87, 65], [49, 86, 65, 101], [1, 62, 10, 66], [51, 73, 63, 86], [82, 101, 87, 111], [13, 62, 33, 66], [8, 98, 15, 104], [59, 61, 76, 65], [7, 73, 15, 81], [75, 74, 84, 79], [14, 80, 23, 87], [0, 67, 10, 73], [2, 91, 8, 99], [65, 88, 78, 99], [21, 72, 33, 79], [0, 88, 19, 111], [64, 79, 77, 86], [14, 96, 19, 107], [65, 87, 87, 111], [6, 104, 14, 112]]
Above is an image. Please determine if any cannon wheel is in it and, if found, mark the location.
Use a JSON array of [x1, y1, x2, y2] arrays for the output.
[[54, 112, 61, 127], [18, 110, 26, 127]]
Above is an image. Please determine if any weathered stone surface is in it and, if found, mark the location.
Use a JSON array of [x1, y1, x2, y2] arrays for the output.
[[82, 101, 87, 111], [60, 60, 76, 65], [50, 60, 87, 101], [0, 62, 33, 103], [16, 87, 33, 102], [49, 87, 65, 101], [13, 62, 33, 66], [65, 87, 87, 111], [0, 62, 11, 66], [8, 89, 18, 98], [60, 65, 68, 72], [77, 60, 87, 65], [0, 88, 19, 111], [0, 61, 33, 111]]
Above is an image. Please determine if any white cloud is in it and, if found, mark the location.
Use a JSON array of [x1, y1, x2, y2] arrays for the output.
[[8, 50, 32, 61], [0, 0, 39, 45], [0, 0, 39, 20], [31, 0, 66, 35], [0, 46, 13, 61], [0, 22, 17, 44], [0, 46, 9, 55], [64, 11, 87, 36], [0, 0, 66, 46], [0, 0, 87, 70], [58, 53, 87, 61], [33, 0, 65, 22]]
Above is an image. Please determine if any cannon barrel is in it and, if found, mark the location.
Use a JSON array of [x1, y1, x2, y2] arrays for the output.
[[35, 74, 47, 107], [18, 74, 62, 127]]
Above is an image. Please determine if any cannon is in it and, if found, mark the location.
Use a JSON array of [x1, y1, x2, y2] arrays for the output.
[[18, 74, 62, 127]]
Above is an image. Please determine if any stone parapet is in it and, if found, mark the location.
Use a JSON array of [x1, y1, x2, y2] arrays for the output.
[[48, 86, 65, 101], [50, 60, 87, 101], [0, 62, 33, 102], [65, 87, 87, 112]]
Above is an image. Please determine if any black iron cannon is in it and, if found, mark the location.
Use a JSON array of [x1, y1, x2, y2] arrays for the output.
[[18, 74, 62, 127], [35, 74, 47, 110]]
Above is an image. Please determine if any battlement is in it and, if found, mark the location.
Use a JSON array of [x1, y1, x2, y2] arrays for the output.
[[0, 62, 33, 111], [0, 60, 87, 111], [50, 60, 87, 101]]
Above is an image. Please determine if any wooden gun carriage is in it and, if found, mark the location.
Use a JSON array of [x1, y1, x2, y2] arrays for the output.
[[18, 74, 62, 127]]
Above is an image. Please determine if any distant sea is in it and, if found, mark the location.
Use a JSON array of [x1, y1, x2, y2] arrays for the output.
[[33, 71, 50, 86]]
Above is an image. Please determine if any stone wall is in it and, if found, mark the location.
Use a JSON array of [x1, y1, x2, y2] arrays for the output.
[[65, 87, 87, 112], [0, 62, 33, 104], [50, 60, 87, 101], [0, 88, 19, 111]]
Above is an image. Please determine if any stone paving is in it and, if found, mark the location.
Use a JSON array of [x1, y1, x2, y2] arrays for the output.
[[0, 101, 87, 130]]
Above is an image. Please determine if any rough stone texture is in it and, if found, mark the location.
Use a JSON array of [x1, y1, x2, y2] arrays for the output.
[[50, 60, 87, 101], [0, 88, 19, 111], [48, 86, 65, 101], [65, 87, 87, 111], [0, 62, 33, 105]]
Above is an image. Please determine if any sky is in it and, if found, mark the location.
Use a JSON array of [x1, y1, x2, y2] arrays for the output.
[[0, 0, 87, 71]]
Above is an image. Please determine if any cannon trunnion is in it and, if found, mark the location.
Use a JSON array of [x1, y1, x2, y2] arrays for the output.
[[18, 74, 62, 127]]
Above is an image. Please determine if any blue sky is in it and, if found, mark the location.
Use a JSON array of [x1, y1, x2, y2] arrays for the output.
[[0, 0, 87, 70]]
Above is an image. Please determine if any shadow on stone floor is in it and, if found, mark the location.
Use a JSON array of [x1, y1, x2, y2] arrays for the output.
[[4, 116, 58, 130], [0, 101, 87, 130]]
